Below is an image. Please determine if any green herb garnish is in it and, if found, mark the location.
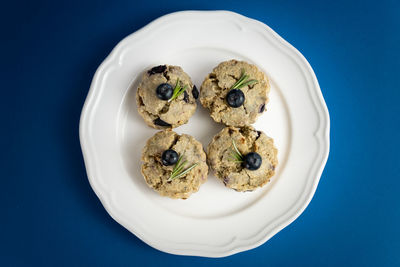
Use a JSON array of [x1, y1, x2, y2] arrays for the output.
[[229, 139, 244, 162], [168, 154, 198, 181], [168, 78, 188, 102], [231, 69, 258, 90]]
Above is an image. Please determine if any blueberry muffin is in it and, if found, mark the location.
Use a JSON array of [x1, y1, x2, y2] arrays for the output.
[[141, 130, 208, 199], [207, 126, 278, 192], [200, 60, 270, 127], [136, 65, 199, 129]]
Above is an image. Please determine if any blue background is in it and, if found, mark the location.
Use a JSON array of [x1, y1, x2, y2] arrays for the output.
[[1, 0, 399, 266]]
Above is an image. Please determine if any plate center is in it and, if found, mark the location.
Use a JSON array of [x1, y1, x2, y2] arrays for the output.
[[119, 47, 291, 219]]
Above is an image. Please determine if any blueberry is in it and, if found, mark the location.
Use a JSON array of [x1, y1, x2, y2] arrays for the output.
[[156, 83, 173, 100], [242, 152, 262, 170], [183, 90, 189, 103], [192, 85, 199, 99], [162, 149, 179, 166], [259, 103, 265, 113], [226, 89, 245, 108], [148, 65, 167, 75], [153, 118, 171, 127]]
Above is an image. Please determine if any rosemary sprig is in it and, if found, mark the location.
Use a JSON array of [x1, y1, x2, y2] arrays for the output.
[[168, 78, 188, 102], [168, 154, 198, 181], [231, 69, 258, 90], [229, 139, 244, 162]]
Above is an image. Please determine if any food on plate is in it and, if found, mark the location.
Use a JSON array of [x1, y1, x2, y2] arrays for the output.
[[207, 126, 278, 192], [141, 130, 208, 199], [136, 65, 198, 129], [200, 59, 270, 126]]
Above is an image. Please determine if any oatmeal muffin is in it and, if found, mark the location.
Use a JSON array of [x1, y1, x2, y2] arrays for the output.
[[136, 65, 199, 129], [141, 130, 208, 199], [200, 60, 270, 127], [207, 126, 278, 191]]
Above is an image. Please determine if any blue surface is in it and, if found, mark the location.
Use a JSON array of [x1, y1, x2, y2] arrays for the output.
[[1, 0, 399, 266]]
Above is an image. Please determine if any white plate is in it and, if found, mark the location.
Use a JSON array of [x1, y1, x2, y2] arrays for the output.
[[79, 11, 330, 257]]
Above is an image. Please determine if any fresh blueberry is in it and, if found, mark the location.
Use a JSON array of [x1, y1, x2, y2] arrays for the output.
[[156, 83, 173, 100], [242, 152, 262, 170], [226, 89, 245, 108], [162, 149, 179, 166]]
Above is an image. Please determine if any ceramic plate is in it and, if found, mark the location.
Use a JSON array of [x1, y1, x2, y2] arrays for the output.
[[79, 10, 330, 257]]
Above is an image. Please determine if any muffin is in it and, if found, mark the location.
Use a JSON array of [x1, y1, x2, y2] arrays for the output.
[[141, 130, 208, 199], [136, 65, 199, 129], [207, 126, 278, 191], [200, 60, 270, 127]]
